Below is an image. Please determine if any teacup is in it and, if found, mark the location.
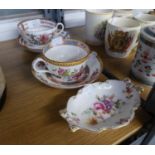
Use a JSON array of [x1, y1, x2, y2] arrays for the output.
[[105, 17, 141, 58], [32, 39, 96, 83], [18, 18, 64, 45], [134, 13, 155, 27]]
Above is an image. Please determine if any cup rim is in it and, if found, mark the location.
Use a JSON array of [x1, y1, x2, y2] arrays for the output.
[[17, 18, 57, 34], [86, 9, 113, 15], [114, 9, 133, 13], [134, 13, 155, 23], [107, 17, 141, 29], [141, 26, 155, 43], [42, 39, 91, 66]]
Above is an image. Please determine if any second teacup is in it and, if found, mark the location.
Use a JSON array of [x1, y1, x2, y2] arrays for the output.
[[32, 39, 95, 83], [18, 18, 64, 46]]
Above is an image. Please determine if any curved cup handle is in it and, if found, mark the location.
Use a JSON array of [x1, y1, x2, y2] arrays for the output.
[[55, 23, 64, 36], [88, 51, 97, 59], [123, 78, 144, 94], [32, 57, 51, 74]]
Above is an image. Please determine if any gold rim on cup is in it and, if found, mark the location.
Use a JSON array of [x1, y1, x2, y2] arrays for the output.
[[41, 39, 91, 67]]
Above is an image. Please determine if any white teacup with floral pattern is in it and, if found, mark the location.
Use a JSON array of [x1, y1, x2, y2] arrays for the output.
[[32, 40, 96, 83], [18, 18, 64, 45]]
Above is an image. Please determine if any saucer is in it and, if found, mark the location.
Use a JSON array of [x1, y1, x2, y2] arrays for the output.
[[18, 37, 44, 53], [31, 56, 103, 89], [60, 79, 141, 132], [18, 31, 70, 53]]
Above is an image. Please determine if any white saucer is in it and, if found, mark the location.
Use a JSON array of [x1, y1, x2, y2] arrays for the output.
[[18, 31, 70, 53], [18, 37, 44, 53], [32, 56, 103, 89]]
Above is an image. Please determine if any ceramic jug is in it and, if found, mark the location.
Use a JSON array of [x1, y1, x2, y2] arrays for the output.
[[131, 25, 155, 85]]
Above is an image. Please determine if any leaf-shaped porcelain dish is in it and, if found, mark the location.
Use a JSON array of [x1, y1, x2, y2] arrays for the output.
[[60, 79, 141, 132]]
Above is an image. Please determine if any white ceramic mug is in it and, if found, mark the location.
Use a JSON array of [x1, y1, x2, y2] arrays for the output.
[[134, 13, 155, 27], [85, 9, 113, 46], [32, 40, 97, 83], [105, 17, 141, 58]]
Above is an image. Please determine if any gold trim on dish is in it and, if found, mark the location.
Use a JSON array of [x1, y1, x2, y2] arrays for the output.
[[97, 56, 103, 73]]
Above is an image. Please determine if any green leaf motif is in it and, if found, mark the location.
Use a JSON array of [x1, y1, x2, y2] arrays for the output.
[[82, 108, 93, 115], [71, 112, 77, 116]]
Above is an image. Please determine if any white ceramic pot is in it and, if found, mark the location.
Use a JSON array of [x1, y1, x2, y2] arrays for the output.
[[134, 13, 155, 27], [105, 17, 141, 58], [32, 39, 96, 83], [131, 25, 155, 85], [85, 9, 113, 46]]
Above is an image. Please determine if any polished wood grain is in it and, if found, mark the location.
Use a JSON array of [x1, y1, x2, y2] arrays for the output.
[[0, 27, 151, 144]]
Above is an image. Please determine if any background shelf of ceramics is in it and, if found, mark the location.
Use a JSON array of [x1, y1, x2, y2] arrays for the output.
[[0, 9, 152, 41], [63, 9, 152, 28]]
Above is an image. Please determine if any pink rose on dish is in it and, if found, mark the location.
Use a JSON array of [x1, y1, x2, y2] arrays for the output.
[[94, 100, 113, 113], [94, 102, 106, 111]]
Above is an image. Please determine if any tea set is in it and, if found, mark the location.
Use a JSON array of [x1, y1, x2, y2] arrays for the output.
[[32, 39, 103, 89], [17, 10, 155, 132]]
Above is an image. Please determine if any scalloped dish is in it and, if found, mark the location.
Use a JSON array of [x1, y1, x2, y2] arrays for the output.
[[60, 79, 141, 132]]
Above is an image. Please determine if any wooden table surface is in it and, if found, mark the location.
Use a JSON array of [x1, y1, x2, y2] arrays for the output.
[[0, 27, 151, 144]]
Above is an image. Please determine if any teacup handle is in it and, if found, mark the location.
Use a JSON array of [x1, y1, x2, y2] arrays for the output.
[[55, 23, 64, 36], [32, 57, 51, 74], [88, 51, 98, 60]]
